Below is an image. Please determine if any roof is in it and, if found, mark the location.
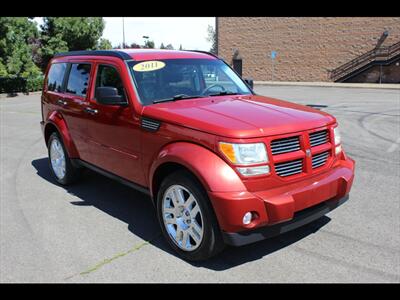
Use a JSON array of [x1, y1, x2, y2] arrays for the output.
[[54, 49, 218, 61]]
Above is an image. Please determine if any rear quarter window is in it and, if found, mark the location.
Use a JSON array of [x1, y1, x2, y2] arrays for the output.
[[46, 63, 68, 92]]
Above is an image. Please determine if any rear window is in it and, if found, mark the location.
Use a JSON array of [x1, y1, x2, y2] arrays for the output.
[[66, 63, 91, 97], [46, 63, 67, 92]]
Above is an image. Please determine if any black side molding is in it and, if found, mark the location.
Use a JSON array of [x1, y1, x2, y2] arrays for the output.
[[72, 159, 150, 196], [54, 50, 132, 61], [222, 195, 349, 247]]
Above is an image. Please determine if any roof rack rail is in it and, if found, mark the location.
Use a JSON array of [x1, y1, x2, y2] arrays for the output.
[[54, 50, 132, 60]]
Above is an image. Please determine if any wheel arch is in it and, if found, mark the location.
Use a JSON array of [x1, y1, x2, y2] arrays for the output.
[[44, 112, 79, 158], [149, 142, 246, 202]]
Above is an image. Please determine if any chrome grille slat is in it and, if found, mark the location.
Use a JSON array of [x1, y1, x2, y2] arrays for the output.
[[312, 156, 329, 163], [310, 132, 326, 137], [310, 140, 327, 146], [312, 162, 326, 169], [310, 137, 327, 142], [271, 145, 301, 152], [309, 130, 329, 147], [311, 151, 330, 169], [270, 136, 301, 155], [276, 169, 303, 177], [275, 162, 302, 171], [277, 167, 303, 176], [312, 158, 328, 165], [310, 136, 327, 142], [275, 159, 303, 177], [271, 140, 300, 146], [276, 160, 303, 167], [312, 161, 326, 168], [313, 155, 329, 161], [313, 151, 329, 157], [271, 148, 301, 155]]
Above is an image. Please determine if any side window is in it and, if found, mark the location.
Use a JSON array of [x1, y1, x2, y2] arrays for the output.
[[66, 63, 91, 97], [47, 63, 67, 92], [95, 65, 126, 101]]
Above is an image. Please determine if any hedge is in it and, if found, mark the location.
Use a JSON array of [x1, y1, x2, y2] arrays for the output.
[[0, 75, 44, 94]]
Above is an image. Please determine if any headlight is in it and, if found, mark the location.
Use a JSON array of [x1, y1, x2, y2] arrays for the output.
[[219, 142, 268, 165], [333, 126, 341, 145]]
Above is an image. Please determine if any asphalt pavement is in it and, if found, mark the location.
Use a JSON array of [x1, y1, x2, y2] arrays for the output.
[[0, 85, 399, 282]]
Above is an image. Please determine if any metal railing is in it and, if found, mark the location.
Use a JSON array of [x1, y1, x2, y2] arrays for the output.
[[329, 41, 400, 82]]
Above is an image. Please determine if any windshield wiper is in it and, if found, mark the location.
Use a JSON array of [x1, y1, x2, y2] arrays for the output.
[[153, 94, 204, 104], [208, 91, 239, 96]]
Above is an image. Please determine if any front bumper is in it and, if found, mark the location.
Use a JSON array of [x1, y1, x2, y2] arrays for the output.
[[222, 194, 348, 246], [208, 153, 355, 238]]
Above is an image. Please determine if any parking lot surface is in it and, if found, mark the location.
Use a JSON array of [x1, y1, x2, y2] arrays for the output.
[[1, 85, 399, 283]]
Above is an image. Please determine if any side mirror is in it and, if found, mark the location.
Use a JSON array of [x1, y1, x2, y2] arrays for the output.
[[244, 78, 254, 89], [96, 87, 127, 106]]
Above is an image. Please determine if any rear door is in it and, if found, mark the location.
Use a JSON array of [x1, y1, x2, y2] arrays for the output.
[[61, 61, 93, 160], [42, 62, 68, 126]]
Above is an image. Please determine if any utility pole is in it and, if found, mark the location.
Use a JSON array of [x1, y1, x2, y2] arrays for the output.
[[122, 17, 125, 49]]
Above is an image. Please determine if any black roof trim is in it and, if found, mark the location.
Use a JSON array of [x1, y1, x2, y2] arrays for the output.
[[54, 50, 132, 60], [185, 50, 221, 59]]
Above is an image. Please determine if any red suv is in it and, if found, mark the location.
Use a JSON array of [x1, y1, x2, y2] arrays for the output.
[[40, 49, 355, 261]]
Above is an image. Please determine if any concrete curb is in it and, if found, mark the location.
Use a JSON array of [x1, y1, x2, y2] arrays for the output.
[[0, 91, 42, 99], [254, 81, 400, 90]]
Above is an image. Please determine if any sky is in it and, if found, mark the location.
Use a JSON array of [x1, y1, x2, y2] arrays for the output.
[[34, 17, 215, 51]]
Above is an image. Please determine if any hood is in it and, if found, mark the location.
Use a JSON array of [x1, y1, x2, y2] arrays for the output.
[[142, 95, 336, 138]]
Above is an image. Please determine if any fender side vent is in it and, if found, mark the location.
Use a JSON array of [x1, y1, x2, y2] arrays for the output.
[[141, 117, 161, 132]]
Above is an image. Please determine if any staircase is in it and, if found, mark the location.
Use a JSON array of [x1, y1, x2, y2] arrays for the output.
[[329, 41, 400, 82]]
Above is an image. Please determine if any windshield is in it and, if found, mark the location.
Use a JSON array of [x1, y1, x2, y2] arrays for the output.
[[128, 59, 252, 105]]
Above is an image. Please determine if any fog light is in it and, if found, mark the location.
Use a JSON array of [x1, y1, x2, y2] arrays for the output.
[[237, 165, 270, 176], [243, 212, 252, 225], [335, 145, 342, 155]]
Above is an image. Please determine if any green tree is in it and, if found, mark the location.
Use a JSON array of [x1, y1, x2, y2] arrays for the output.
[[143, 39, 155, 49], [165, 44, 174, 50], [206, 25, 217, 54], [179, 44, 183, 50], [160, 42, 166, 49], [39, 17, 105, 70], [97, 38, 112, 50], [0, 17, 41, 78], [128, 42, 141, 49]]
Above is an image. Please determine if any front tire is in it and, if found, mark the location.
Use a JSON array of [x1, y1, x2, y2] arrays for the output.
[[47, 132, 81, 185], [156, 170, 225, 261]]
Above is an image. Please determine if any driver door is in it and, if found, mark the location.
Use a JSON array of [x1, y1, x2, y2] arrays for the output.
[[85, 62, 145, 185]]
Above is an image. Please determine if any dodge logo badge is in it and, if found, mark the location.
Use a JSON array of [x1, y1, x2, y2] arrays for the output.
[[306, 149, 311, 157]]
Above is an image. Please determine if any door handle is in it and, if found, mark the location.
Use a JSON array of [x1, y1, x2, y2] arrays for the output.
[[57, 99, 67, 106], [84, 107, 98, 115]]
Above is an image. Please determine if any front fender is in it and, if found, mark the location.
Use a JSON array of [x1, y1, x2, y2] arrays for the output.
[[149, 142, 246, 195], [45, 111, 79, 158]]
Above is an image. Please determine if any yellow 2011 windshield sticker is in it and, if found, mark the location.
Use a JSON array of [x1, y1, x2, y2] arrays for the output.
[[133, 61, 165, 72]]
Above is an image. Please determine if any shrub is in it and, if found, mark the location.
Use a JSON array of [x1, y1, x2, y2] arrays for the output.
[[0, 75, 43, 94]]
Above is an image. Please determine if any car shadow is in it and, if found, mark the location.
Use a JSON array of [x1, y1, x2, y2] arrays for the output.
[[31, 157, 331, 271]]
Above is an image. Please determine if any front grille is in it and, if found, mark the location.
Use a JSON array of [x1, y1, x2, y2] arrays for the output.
[[309, 130, 329, 147], [312, 151, 330, 169], [270, 136, 301, 155], [275, 159, 303, 177]]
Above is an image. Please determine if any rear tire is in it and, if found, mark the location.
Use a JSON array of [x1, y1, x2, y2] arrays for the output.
[[47, 132, 81, 185], [156, 170, 225, 261]]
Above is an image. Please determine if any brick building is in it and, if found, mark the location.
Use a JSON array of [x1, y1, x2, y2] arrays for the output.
[[216, 17, 400, 83]]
